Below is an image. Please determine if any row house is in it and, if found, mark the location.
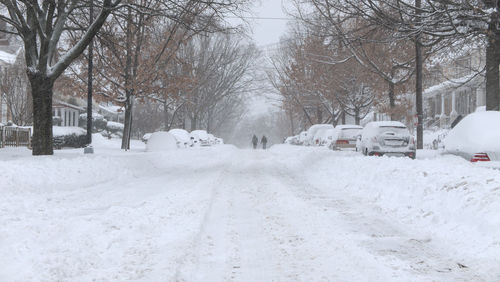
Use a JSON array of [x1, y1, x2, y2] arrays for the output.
[[423, 48, 486, 129]]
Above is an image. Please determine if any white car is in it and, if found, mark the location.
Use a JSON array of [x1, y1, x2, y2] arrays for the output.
[[306, 124, 334, 146], [169, 128, 191, 148], [357, 121, 416, 159], [443, 111, 500, 162], [329, 125, 363, 150], [190, 130, 210, 146]]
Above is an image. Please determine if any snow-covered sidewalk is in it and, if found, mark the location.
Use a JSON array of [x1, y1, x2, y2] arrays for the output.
[[1, 143, 499, 281]]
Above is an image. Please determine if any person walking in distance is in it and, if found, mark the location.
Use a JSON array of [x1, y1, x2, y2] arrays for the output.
[[261, 135, 268, 149], [252, 134, 258, 149]]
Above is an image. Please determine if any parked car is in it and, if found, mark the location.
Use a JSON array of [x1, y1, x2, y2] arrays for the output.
[[357, 121, 416, 159], [329, 125, 363, 150], [306, 124, 334, 146], [142, 133, 152, 144], [443, 111, 500, 162], [313, 128, 335, 147], [169, 129, 191, 148], [321, 129, 338, 147], [298, 131, 308, 145], [207, 133, 216, 145], [190, 130, 211, 146]]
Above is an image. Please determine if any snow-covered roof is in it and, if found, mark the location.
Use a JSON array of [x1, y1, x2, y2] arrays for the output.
[[53, 100, 85, 111], [0, 47, 21, 65], [368, 121, 407, 127], [99, 104, 124, 115], [424, 74, 483, 98]]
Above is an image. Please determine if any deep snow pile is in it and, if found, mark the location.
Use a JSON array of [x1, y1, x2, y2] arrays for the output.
[[270, 145, 500, 276], [1, 142, 499, 280]]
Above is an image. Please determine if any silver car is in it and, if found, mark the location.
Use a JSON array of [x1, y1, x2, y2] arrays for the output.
[[357, 121, 416, 159]]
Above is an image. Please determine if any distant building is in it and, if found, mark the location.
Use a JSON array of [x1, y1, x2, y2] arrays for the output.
[[0, 19, 24, 125], [52, 100, 84, 127], [423, 48, 486, 129]]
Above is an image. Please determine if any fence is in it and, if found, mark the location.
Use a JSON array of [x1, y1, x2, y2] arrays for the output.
[[0, 126, 31, 148]]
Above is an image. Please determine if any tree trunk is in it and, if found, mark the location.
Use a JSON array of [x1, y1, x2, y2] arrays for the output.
[[486, 29, 500, 111], [354, 109, 360, 125], [190, 115, 197, 131], [29, 75, 54, 155], [121, 97, 133, 150], [316, 105, 323, 123], [388, 81, 396, 120], [341, 111, 346, 125]]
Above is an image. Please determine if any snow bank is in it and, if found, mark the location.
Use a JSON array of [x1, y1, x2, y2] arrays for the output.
[[444, 111, 500, 153], [146, 131, 177, 152], [270, 145, 500, 276]]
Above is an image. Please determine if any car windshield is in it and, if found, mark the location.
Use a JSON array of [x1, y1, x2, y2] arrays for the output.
[[340, 128, 362, 139], [378, 126, 408, 136]]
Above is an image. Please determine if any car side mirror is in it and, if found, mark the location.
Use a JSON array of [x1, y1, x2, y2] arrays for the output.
[[357, 135, 362, 140]]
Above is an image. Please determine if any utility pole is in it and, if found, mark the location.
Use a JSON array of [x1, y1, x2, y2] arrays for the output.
[[415, 0, 423, 149], [87, 0, 94, 145]]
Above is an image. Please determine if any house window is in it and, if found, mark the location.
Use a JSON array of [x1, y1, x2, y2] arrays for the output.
[[65, 111, 68, 126], [73, 111, 76, 126]]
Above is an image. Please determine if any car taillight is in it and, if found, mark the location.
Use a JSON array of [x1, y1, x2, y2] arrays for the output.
[[471, 153, 490, 162], [410, 137, 415, 145], [336, 139, 349, 144]]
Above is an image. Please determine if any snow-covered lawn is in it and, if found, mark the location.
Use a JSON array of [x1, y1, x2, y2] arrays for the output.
[[1, 141, 499, 281]]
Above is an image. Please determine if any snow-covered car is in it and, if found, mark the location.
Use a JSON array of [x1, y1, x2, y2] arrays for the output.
[[313, 128, 335, 147], [357, 121, 415, 159], [215, 137, 224, 145], [190, 130, 210, 146], [207, 133, 216, 145], [169, 128, 192, 148], [298, 131, 308, 145], [443, 111, 500, 162], [329, 125, 363, 150], [284, 135, 299, 145], [142, 133, 152, 144], [146, 131, 178, 152], [306, 124, 334, 146]]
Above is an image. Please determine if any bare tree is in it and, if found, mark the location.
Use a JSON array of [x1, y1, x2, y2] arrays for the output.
[[0, 0, 122, 155], [0, 55, 32, 125]]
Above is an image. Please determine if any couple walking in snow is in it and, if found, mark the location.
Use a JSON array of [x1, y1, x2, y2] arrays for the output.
[[252, 135, 267, 150]]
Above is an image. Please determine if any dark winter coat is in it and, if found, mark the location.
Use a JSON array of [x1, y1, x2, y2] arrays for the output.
[[252, 135, 258, 145]]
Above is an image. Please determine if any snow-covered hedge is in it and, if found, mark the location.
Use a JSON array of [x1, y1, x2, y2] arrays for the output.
[[53, 126, 87, 149]]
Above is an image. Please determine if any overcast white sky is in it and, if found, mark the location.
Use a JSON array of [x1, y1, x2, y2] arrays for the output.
[[251, 0, 292, 47], [227, 1, 294, 117]]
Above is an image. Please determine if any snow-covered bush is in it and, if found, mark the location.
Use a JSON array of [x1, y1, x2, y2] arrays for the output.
[[79, 113, 107, 132], [146, 131, 177, 152], [52, 126, 87, 149], [101, 121, 124, 139]]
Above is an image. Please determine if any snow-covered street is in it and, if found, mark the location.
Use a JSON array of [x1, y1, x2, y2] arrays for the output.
[[2, 143, 500, 281]]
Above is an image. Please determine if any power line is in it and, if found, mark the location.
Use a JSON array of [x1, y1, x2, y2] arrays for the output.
[[226, 16, 295, 21]]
